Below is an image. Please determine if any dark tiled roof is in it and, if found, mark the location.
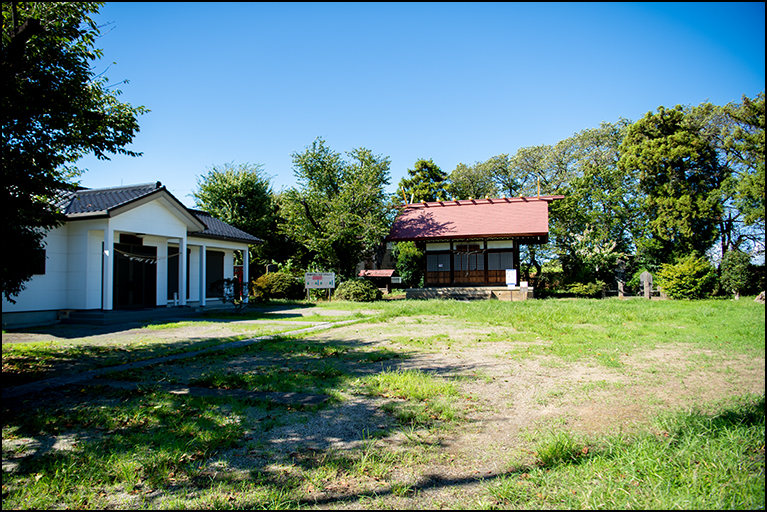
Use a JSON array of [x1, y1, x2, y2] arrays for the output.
[[59, 182, 261, 244], [387, 196, 563, 241], [187, 210, 262, 244], [61, 182, 162, 215]]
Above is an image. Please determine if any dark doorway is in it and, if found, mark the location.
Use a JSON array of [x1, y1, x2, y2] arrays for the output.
[[167, 246, 191, 301], [206, 250, 225, 298], [114, 243, 157, 309]]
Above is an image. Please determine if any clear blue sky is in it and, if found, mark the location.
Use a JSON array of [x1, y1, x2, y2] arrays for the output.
[[76, 2, 766, 208]]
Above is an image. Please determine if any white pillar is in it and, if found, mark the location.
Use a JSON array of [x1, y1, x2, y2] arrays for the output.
[[179, 236, 187, 306], [199, 244, 207, 307], [102, 220, 114, 310], [243, 247, 249, 304]]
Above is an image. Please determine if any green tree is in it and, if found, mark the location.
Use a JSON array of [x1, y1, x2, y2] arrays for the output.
[[392, 241, 423, 287], [720, 250, 751, 300], [447, 162, 496, 200], [2, 2, 148, 303], [192, 162, 284, 270], [618, 105, 725, 265], [396, 158, 450, 204], [482, 153, 534, 197], [552, 121, 641, 283], [279, 138, 394, 279], [724, 93, 765, 228]]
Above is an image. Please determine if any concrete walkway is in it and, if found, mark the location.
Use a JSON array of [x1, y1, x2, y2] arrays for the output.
[[2, 317, 367, 404]]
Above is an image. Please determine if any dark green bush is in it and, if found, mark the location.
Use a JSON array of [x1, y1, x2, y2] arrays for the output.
[[254, 272, 304, 300], [333, 278, 382, 302], [656, 254, 717, 300]]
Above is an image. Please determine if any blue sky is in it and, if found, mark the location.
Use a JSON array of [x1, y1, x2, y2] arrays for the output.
[[77, 2, 765, 208]]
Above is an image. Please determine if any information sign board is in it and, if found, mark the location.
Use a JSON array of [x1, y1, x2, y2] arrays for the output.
[[304, 272, 336, 289], [505, 269, 517, 287]]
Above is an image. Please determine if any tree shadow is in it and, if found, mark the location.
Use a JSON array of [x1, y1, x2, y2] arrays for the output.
[[388, 210, 454, 240], [1, 328, 520, 507]]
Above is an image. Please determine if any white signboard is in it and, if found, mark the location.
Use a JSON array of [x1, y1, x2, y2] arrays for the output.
[[505, 269, 517, 287], [304, 272, 336, 289], [391, 277, 402, 284]]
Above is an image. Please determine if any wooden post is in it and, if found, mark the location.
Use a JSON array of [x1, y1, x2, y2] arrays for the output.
[[520, 281, 528, 301]]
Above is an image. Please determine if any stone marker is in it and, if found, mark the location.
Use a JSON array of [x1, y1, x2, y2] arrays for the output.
[[640, 271, 653, 299]]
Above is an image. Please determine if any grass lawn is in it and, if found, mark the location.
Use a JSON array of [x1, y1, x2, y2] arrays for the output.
[[2, 297, 764, 509]]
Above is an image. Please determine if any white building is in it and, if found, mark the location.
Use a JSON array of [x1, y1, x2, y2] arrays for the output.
[[2, 182, 261, 328]]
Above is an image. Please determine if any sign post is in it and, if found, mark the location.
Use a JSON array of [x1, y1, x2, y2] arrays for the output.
[[304, 272, 336, 300]]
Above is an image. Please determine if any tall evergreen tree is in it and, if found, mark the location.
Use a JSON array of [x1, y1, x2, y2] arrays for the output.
[[396, 158, 450, 203]]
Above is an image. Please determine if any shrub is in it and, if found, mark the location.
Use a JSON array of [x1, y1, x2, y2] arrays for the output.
[[656, 254, 717, 300], [720, 250, 751, 299], [254, 272, 304, 300], [334, 278, 382, 302], [393, 241, 424, 287], [566, 280, 606, 298]]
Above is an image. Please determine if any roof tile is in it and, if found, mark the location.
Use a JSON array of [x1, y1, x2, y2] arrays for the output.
[[387, 196, 561, 241]]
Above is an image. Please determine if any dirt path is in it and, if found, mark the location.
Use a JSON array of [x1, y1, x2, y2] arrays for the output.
[[2, 309, 764, 509]]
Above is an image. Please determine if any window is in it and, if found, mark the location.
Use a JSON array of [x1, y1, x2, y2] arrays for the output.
[[426, 253, 450, 272], [488, 251, 514, 270], [32, 249, 46, 275], [454, 252, 484, 271]]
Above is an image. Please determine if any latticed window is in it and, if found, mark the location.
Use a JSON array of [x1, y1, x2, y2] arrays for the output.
[[488, 251, 514, 270], [454, 252, 484, 271], [427, 253, 451, 272]]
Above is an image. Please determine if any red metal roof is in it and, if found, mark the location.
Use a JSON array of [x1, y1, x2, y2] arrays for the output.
[[387, 196, 562, 241], [358, 269, 396, 278]]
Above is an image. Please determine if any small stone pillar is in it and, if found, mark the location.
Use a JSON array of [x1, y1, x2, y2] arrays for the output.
[[640, 271, 653, 300]]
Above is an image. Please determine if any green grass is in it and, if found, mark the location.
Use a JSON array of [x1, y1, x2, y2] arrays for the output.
[[2, 297, 763, 509], [358, 368, 462, 426], [2, 387, 246, 509], [488, 394, 765, 510]]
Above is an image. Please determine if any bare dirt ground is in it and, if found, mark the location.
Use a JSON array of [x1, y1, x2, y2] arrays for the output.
[[3, 309, 764, 509]]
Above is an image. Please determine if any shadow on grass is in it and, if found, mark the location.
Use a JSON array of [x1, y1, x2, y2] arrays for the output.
[[0, 327, 600, 509], [1, 335, 254, 388]]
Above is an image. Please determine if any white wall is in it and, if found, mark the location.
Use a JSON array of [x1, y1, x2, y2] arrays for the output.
[[2, 224, 70, 313], [3, 203, 251, 314], [112, 201, 187, 239]]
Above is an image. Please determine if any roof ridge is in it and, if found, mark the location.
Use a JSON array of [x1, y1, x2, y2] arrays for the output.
[[404, 195, 564, 208], [75, 182, 162, 194]]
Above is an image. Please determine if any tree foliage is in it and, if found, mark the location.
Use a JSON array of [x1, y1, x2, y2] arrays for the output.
[[447, 162, 496, 200], [192, 162, 283, 269], [279, 138, 394, 279], [723, 92, 765, 228], [2, 2, 147, 302], [392, 241, 424, 288], [618, 105, 725, 265], [720, 250, 752, 300], [396, 158, 450, 203]]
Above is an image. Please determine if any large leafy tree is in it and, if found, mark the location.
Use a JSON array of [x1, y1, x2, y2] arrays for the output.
[[618, 105, 725, 265], [192, 162, 292, 271], [724, 92, 765, 228], [481, 153, 534, 198], [279, 138, 394, 279], [717, 93, 765, 260], [396, 158, 450, 204], [2, 2, 147, 302], [551, 121, 639, 284], [447, 161, 496, 200]]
